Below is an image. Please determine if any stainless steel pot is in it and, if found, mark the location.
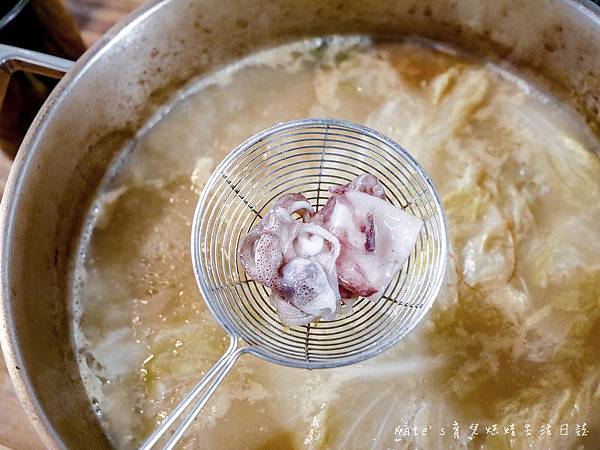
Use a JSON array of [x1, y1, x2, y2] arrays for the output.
[[1, 0, 599, 448]]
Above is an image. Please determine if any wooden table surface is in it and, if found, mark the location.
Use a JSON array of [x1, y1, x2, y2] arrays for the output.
[[0, 3, 146, 449]]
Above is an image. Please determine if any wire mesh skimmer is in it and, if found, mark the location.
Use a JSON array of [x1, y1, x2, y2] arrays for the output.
[[140, 118, 448, 449]]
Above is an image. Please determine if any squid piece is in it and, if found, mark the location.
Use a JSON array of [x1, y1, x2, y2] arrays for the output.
[[238, 194, 341, 325], [315, 176, 423, 302], [271, 257, 337, 324], [328, 173, 387, 199], [238, 174, 422, 326]]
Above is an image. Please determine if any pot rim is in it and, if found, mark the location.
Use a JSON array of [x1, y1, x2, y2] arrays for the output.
[[0, 0, 169, 447], [1, 0, 599, 448]]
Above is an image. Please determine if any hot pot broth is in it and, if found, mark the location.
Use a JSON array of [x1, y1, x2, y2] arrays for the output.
[[72, 37, 600, 449]]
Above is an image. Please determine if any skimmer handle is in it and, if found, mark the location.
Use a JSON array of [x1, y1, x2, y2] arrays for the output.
[[139, 336, 247, 450]]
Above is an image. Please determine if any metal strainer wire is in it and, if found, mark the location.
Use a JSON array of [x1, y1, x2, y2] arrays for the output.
[[140, 118, 448, 450]]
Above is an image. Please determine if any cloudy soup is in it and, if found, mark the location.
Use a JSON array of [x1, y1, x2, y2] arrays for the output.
[[72, 37, 600, 449]]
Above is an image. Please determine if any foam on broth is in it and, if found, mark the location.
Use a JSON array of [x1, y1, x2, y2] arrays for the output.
[[72, 36, 600, 449]]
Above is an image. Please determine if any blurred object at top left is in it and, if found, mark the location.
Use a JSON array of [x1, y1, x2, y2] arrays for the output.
[[0, 0, 85, 159]]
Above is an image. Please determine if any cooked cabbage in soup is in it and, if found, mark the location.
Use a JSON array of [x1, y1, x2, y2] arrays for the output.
[[72, 36, 600, 449]]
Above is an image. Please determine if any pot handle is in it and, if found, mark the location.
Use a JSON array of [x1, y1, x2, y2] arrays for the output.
[[0, 43, 74, 109]]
